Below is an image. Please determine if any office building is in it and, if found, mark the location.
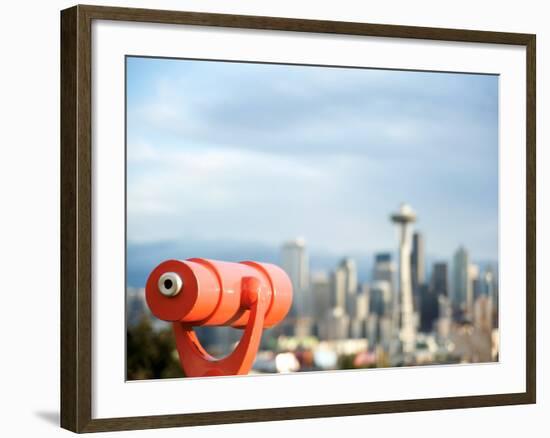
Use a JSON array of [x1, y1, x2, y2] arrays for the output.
[[331, 267, 346, 311], [349, 286, 369, 339], [337, 257, 358, 316], [318, 307, 350, 340], [369, 280, 392, 317], [311, 271, 331, 320], [419, 283, 438, 333], [452, 246, 473, 320], [411, 231, 425, 310], [373, 252, 396, 292], [372, 252, 397, 334], [282, 238, 310, 317], [431, 262, 449, 296]]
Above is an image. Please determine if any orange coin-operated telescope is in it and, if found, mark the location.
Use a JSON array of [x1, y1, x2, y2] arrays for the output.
[[146, 258, 293, 377]]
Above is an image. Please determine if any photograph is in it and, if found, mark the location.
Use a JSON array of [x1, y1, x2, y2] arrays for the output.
[[125, 56, 500, 380]]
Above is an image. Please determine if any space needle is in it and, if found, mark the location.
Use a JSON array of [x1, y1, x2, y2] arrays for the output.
[[391, 203, 417, 356]]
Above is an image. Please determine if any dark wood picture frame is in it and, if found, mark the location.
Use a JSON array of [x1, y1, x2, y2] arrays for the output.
[[61, 4, 536, 433]]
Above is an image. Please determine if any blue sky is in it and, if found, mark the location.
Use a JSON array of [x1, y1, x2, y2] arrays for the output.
[[126, 56, 498, 264]]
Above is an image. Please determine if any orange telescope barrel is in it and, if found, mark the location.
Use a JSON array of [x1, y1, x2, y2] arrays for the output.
[[146, 258, 292, 328]]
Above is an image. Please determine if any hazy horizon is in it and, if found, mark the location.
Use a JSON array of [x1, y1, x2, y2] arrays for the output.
[[125, 237, 498, 288]]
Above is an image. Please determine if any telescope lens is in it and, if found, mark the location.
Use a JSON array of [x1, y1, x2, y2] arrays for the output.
[[158, 272, 183, 297]]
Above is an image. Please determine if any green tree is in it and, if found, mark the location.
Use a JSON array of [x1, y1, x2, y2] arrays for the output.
[[126, 317, 184, 380]]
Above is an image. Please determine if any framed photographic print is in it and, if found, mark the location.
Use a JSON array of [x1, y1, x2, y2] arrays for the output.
[[60, 4, 536, 433]]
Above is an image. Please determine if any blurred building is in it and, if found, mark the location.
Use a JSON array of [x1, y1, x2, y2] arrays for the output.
[[419, 283, 438, 333], [349, 317, 365, 339], [354, 285, 370, 320], [366, 313, 379, 347], [482, 266, 496, 297], [332, 257, 358, 316], [282, 238, 310, 317], [372, 252, 397, 341], [436, 294, 452, 342], [372, 253, 396, 294], [488, 266, 498, 301], [311, 271, 331, 333], [331, 268, 346, 311], [472, 278, 483, 301], [378, 316, 394, 349], [469, 264, 481, 315], [366, 280, 393, 350], [419, 262, 448, 333], [369, 280, 392, 317], [449, 322, 492, 363], [341, 257, 359, 315], [318, 307, 350, 340], [431, 262, 449, 296], [474, 294, 493, 333], [483, 265, 499, 328], [452, 246, 473, 320], [319, 258, 361, 339], [349, 285, 369, 338], [411, 231, 425, 311]]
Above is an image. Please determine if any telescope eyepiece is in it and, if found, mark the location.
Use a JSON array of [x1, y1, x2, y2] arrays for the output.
[[158, 272, 183, 297]]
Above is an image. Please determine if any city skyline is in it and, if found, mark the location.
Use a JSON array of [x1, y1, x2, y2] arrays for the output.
[[126, 56, 499, 260], [273, 205, 498, 366], [126, 235, 498, 289], [127, 203, 500, 376]]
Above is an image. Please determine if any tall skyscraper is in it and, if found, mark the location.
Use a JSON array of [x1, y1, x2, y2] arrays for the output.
[[436, 294, 452, 341], [340, 257, 358, 315], [469, 263, 482, 301], [369, 281, 392, 317], [372, 252, 397, 338], [482, 266, 497, 301], [349, 290, 369, 339], [452, 246, 472, 320], [431, 262, 449, 296], [331, 268, 346, 311], [366, 313, 379, 347], [421, 262, 448, 334], [419, 284, 437, 333], [318, 307, 350, 341], [355, 283, 370, 320], [373, 253, 396, 288], [311, 271, 331, 324], [482, 265, 498, 329], [391, 203, 417, 355], [281, 238, 310, 317], [331, 258, 358, 311], [411, 232, 425, 308]]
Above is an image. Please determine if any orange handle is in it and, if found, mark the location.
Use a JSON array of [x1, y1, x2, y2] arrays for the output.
[[172, 277, 267, 377]]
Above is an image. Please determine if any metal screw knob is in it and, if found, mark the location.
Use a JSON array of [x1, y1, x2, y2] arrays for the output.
[[158, 272, 183, 297]]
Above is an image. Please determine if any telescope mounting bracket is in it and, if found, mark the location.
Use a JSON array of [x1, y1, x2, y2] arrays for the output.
[[172, 276, 267, 377]]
